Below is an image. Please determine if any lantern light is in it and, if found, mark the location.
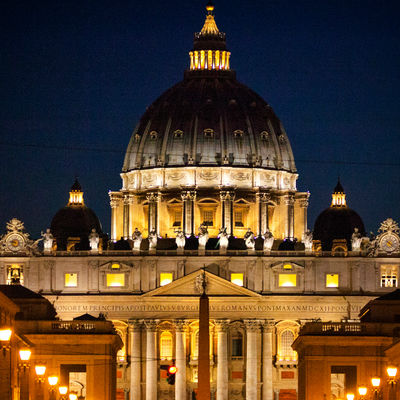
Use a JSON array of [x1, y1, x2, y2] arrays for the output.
[[19, 349, 31, 361], [346, 394, 354, 400], [69, 394, 78, 400], [358, 387, 367, 396], [387, 366, 398, 378], [0, 329, 12, 341], [48, 376, 59, 386], [59, 386, 68, 395], [371, 377, 381, 387], [35, 365, 46, 376]]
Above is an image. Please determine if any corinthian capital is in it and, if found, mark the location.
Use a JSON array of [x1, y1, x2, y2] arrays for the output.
[[174, 319, 189, 332], [244, 319, 261, 332], [214, 319, 230, 332], [143, 319, 160, 331], [146, 192, 160, 202]]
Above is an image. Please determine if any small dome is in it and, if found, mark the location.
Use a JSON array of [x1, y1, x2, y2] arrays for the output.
[[313, 181, 365, 251], [50, 179, 104, 250]]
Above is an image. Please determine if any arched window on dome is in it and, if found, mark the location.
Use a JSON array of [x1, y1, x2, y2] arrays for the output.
[[149, 131, 158, 141], [204, 128, 214, 139], [260, 131, 269, 141], [160, 331, 173, 360], [234, 129, 244, 138], [173, 130, 184, 139]]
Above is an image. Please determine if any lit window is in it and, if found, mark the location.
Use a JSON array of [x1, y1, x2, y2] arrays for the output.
[[283, 264, 293, 270], [160, 273, 173, 286], [7, 264, 23, 285], [278, 329, 297, 361], [202, 210, 214, 227], [107, 273, 125, 287], [234, 211, 244, 227], [65, 273, 78, 287], [160, 331, 173, 360], [326, 274, 339, 288], [381, 265, 398, 288], [111, 263, 120, 269], [231, 273, 244, 287], [172, 211, 181, 227], [279, 274, 297, 287]]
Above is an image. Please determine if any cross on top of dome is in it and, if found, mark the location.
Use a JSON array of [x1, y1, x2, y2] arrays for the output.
[[200, 1, 220, 36]]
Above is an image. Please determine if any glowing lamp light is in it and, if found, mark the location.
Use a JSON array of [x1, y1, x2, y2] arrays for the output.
[[346, 394, 354, 400], [48, 376, 59, 386], [168, 365, 177, 374], [358, 387, 367, 396], [69, 394, 78, 400], [19, 349, 31, 361], [35, 365, 46, 376], [0, 329, 12, 341], [59, 386, 68, 395], [387, 366, 398, 377], [371, 377, 381, 387]]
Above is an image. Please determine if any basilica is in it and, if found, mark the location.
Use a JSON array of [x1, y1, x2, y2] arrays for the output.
[[1, 3, 399, 400]]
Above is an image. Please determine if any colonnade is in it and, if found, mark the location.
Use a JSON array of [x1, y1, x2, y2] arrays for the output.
[[112, 188, 309, 242], [128, 319, 275, 400]]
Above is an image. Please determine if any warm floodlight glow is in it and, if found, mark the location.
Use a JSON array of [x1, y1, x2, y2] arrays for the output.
[[346, 394, 354, 400], [160, 273, 173, 286], [19, 349, 31, 361], [231, 273, 244, 286], [371, 377, 381, 387], [35, 365, 46, 376], [358, 387, 367, 396], [48, 376, 58, 386], [387, 366, 398, 377], [59, 386, 68, 395], [0, 329, 12, 341]]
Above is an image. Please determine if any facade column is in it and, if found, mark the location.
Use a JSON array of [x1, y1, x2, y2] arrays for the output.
[[181, 189, 196, 236], [257, 192, 271, 236], [174, 320, 187, 400], [146, 192, 161, 236], [144, 320, 159, 400], [284, 194, 295, 239], [262, 321, 275, 400], [109, 193, 120, 242], [220, 189, 235, 235], [300, 194, 310, 235], [215, 319, 229, 400], [245, 320, 260, 400], [129, 320, 142, 400], [123, 193, 130, 240]]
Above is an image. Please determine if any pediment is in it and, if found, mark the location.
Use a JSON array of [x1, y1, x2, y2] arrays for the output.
[[142, 270, 260, 298]]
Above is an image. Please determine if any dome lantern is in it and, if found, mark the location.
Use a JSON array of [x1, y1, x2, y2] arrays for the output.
[[68, 178, 84, 206], [331, 179, 346, 207]]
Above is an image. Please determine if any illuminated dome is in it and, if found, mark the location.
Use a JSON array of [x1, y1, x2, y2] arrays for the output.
[[122, 3, 296, 186], [313, 180, 365, 251], [51, 179, 104, 250]]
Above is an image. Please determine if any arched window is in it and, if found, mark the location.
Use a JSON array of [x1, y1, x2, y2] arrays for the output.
[[279, 329, 297, 361], [116, 329, 126, 363], [160, 331, 173, 360]]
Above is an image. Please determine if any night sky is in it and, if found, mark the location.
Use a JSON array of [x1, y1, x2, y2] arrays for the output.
[[1, 0, 399, 238]]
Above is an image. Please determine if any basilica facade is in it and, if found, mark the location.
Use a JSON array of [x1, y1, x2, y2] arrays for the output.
[[1, 3, 400, 400]]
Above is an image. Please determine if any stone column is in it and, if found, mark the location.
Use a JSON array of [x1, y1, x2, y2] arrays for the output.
[[175, 320, 187, 400], [123, 193, 130, 240], [285, 194, 295, 240], [146, 192, 160, 236], [181, 189, 196, 236], [245, 320, 260, 400], [300, 195, 309, 236], [144, 320, 159, 400], [220, 189, 235, 235], [257, 192, 271, 236], [109, 193, 120, 242], [129, 320, 142, 400], [215, 320, 229, 400], [262, 321, 274, 400]]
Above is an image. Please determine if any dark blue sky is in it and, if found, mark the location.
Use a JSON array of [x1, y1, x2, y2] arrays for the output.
[[1, 0, 399, 238]]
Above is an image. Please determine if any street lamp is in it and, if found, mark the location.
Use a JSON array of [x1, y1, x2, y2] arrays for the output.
[[35, 365, 46, 400], [59, 386, 68, 400], [69, 393, 78, 400], [358, 386, 367, 399], [346, 394, 354, 400], [0, 328, 12, 354], [371, 377, 381, 400], [48, 376, 59, 400], [387, 367, 398, 400], [19, 349, 32, 400]]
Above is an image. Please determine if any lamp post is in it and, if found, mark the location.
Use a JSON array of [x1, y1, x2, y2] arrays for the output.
[[346, 393, 354, 400], [387, 366, 397, 400], [48, 376, 59, 400], [0, 328, 12, 400], [59, 386, 69, 400], [357, 386, 367, 400], [18, 348, 31, 400], [35, 365, 46, 400], [371, 377, 381, 400], [69, 393, 78, 400]]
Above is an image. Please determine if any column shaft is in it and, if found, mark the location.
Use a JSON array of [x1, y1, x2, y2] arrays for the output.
[[175, 322, 187, 400], [216, 321, 229, 400], [145, 321, 158, 400], [245, 321, 260, 400], [262, 323, 274, 400], [130, 322, 142, 400], [123, 195, 130, 240]]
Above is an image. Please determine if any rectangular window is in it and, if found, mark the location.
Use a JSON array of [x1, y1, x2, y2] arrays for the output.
[[173, 211, 181, 227], [231, 337, 243, 357], [7, 264, 23, 285], [326, 273, 339, 288], [160, 273, 173, 286], [65, 273, 78, 287], [202, 210, 214, 227], [106, 273, 125, 287], [381, 265, 398, 287], [279, 274, 297, 287], [234, 211, 244, 227], [231, 273, 244, 286]]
